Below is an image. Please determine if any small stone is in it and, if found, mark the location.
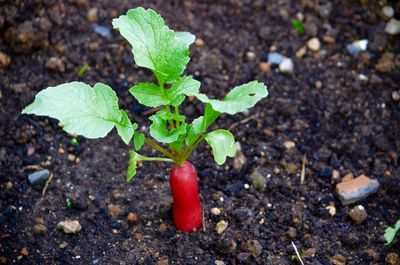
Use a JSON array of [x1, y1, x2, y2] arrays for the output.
[[39, 17, 53, 32], [211, 208, 221, 216], [59, 242, 69, 249], [332, 170, 340, 180], [107, 204, 124, 219], [330, 254, 346, 265], [0, 52, 11, 68], [267, 52, 287, 64], [33, 224, 47, 236], [67, 154, 76, 161], [279, 58, 294, 74], [215, 260, 225, 265], [385, 18, 400, 35], [58, 147, 65, 154], [303, 248, 317, 258], [127, 212, 138, 224], [349, 205, 368, 224], [315, 80, 322, 89], [134, 232, 144, 241], [237, 252, 251, 263], [156, 256, 169, 265], [375, 52, 394, 73], [336, 175, 380, 205], [159, 223, 167, 232], [246, 52, 256, 61], [216, 220, 228, 234], [57, 220, 82, 234], [233, 151, 247, 171], [87, 8, 98, 22], [295, 46, 307, 58], [382, 6, 394, 20], [28, 169, 50, 185], [0, 256, 6, 264], [20, 247, 29, 256], [195, 38, 204, 47], [45, 57, 65, 73], [283, 140, 296, 149], [245, 240, 263, 258], [326, 205, 336, 216], [92, 24, 110, 37], [287, 227, 297, 238], [251, 170, 267, 192], [323, 35, 335, 44], [342, 173, 354, 182], [259, 62, 271, 73], [319, 2, 332, 18], [392, 91, 400, 101], [307, 37, 321, 52], [386, 252, 399, 265]]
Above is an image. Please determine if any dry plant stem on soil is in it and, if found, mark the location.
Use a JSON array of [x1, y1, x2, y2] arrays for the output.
[[21, 7, 268, 232]]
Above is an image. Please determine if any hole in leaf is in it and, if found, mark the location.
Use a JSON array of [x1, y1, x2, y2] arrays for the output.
[[248, 93, 256, 96]]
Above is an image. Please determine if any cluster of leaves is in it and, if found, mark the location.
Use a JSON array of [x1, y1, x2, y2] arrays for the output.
[[22, 7, 268, 181]]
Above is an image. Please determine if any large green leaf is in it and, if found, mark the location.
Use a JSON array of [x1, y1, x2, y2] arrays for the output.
[[112, 7, 194, 83], [129, 83, 169, 107], [205, 130, 236, 165], [22, 82, 136, 144], [149, 114, 187, 143], [166, 76, 201, 106], [195, 81, 268, 115], [384, 219, 400, 245]]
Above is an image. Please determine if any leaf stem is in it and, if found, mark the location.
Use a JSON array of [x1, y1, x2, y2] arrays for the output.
[[174, 106, 180, 128], [139, 156, 174, 162], [182, 135, 206, 161], [144, 138, 176, 161]]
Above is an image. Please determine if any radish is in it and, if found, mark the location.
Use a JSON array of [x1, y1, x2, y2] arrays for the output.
[[169, 161, 202, 232], [22, 7, 268, 232]]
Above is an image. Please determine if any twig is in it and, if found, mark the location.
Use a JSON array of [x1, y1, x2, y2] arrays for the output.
[[291, 241, 305, 265], [228, 115, 256, 130], [41, 173, 54, 200], [300, 154, 307, 185], [18, 165, 43, 172], [142, 106, 163, 116]]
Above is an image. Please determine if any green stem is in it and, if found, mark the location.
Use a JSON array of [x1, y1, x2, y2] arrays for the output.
[[144, 138, 176, 161], [174, 106, 180, 128], [181, 135, 206, 161], [139, 156, 174, 162]]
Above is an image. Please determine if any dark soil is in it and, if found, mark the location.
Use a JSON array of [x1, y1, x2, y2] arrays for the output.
[[1, 0, 400, 264]]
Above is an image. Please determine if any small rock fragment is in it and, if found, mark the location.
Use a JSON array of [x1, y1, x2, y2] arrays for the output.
[[233, 151, 247, 171], [155, 256, 169, 265], [0, 256, 6, 264], [382, 6, 394, 20], [287, 227, 297, 238], [251, 170, 267, 192], [127, 212, 138, 224], [342, 173, 354, 182], [107, 204, 124, 219], [0, 52, 11, 68], [20, 247, 29, 256], [45, 57, 65, 72], [211, 207, 221, 216], [33, 224, 47, 236], [87, 8, 98, 22], [215, 260, 225, 265], [326, 205, 336, 216], [279, 58, 294, 74], [346, 39, 368, 55], [295, 46, 307, 58], [246, 52, 256, 61], [349, 205, 368, 224], [245, 240, 263, 258], [283, 140, 296, 149], [332, 170, 340, 180], [216, 220, 228, 234], [92, 24, 111, 38], [59, 242, 69, 249], [336, 175, 380, 205], [385, 18, 400, 35], [330, 254, 346, 265], [307, 37, 321, 52], [267, 52, 287, 65], [375, 52, 394, 73], [259, 62, 271, 73], [57, 220, 82, 234], [195, 38, 204, 47], [386, 252, 399, 265], [392, 91, 400, 101], [159, 223, 167, 232], [28, 169, 50, 185]]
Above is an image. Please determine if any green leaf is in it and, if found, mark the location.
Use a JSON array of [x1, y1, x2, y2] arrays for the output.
[[112, 7, 193, 83], [291, 19, 305, 35], [166, 76, 201, 106], [116, 110, 137, 144], [133, 132, 145, 151], [22, 82, 136, 143], [156, 109, 185, 122], [129, 83, 169, 107], [175, 32, 195, 47], [185, 104, 220, 145], [149, 114, 187, 143], [195, 81, 268, 115], [384, 219, 400, 245], [127, 150, 139, 181], [205, 129, 236, 165]]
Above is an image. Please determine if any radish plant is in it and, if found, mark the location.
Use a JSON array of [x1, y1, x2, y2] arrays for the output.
[[22, 7, 268, 232]]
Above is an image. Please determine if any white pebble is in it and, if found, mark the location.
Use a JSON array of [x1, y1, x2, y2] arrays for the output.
[[382, 6, 394, 19], [385, 18, 400, 35], [307, 37, 321, 52], [279, 58, 294, 74]]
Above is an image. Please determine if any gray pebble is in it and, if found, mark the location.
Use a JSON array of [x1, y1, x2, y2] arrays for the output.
[[28, 169, 50, 185]]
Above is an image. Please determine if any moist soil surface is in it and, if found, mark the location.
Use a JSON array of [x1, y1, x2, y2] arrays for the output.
[[1, 0, 400, 264]]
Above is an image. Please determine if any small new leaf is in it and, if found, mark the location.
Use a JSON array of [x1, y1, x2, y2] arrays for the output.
[[127, 151, 139, 181], [112, 7, 193, 83], [130, 83, 169, 107], [384, 219, 400, 245], [134, 132, 145, 151], [22, 82, 136, 143], [166, 76, 201, 106], [205, 130, 236, 165], [195, 81, 268, 115], [149, 114, 186, 143]]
